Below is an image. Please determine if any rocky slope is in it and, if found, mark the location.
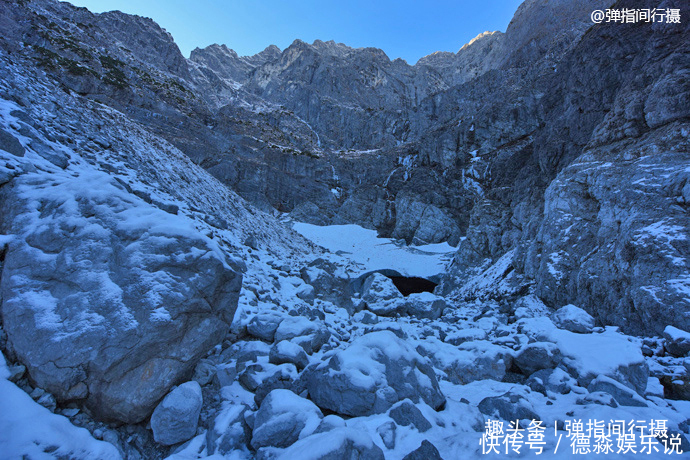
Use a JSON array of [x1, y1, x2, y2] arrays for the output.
[[0, 0, 689, 458]]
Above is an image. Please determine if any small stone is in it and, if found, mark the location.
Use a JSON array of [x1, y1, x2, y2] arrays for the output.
[[514, 341, 562, 376], [269, 340, 309, 370], [664, 326, 690, 357], [552, 305, 594, 333], [388, 400, 432, 433], [193, 359, 217, 386], [7, 364, 25, 382], [247, 314, 283, 342], [402, 440, 443, 460], [314, 415, 346, 434], [376, 421, 396, 449]]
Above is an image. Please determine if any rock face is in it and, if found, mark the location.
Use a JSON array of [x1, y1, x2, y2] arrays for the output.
[[306, 331, 445, 416]]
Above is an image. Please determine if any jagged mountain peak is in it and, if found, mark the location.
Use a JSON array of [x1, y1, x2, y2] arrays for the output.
[[459, 30, 502, 52]]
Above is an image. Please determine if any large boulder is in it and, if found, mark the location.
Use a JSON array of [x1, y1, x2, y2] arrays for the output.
[[0, 167, 243, 423], [150, 381, 203, 446], [306, 331, 445, 416]]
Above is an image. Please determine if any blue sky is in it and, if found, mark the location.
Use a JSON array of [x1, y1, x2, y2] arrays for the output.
[[69, 0, 522, 64]]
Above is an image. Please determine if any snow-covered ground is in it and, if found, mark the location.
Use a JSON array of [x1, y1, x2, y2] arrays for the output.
[[293, 222, 455, 278]]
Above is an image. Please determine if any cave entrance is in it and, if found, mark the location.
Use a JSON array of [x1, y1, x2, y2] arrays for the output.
[[352, 269, 439, 297], [388, 276, 438, 296]]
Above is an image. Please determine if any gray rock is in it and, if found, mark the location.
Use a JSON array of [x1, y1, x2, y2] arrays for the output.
[[266, 427, 385, 460], [552, 305, 595, 333], [403, 293, 446, 320], [0, 128, 24, 157], [664, 326, 690, 357], [247, 314, 283, 342], [306, 331, 445, 416], [150, 382, 203, 446], [250, 389, 323, 450], [514, 341, 563, 376], [478, 389, 540, 422], [389, 400, 432, 433], [269, 340, 309, 370], [313, 415, 346, 434], [402, 440, 443, 460], [376, 421, 396, 449], [0, 162, 243, 423], [362, 272, 405, 317], [587, 375, 648, 407], [274, 317, 330, 354], [206, 403, 251, 455]]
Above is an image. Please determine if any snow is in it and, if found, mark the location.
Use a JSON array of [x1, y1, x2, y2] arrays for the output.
[[292, 222, 454, 278], [0, 354, 120, 460]]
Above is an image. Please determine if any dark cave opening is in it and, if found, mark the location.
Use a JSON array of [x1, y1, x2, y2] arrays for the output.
[[388, 276, 438, 296]]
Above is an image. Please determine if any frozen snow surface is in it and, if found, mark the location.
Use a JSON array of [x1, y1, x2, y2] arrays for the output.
[[292, 222, 455, 278], [0, 353, 121, 460]]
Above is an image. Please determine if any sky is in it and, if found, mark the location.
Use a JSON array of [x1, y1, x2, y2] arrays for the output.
[[68, 0, 522, 64]]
